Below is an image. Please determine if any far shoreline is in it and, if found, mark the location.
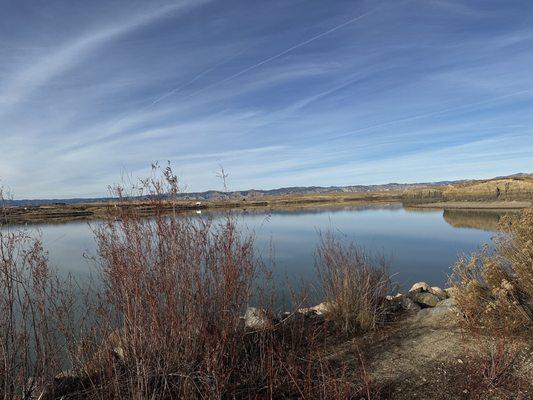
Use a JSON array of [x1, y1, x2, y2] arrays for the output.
[[3, 174, 532, 224], [1, 193, 530, 225]]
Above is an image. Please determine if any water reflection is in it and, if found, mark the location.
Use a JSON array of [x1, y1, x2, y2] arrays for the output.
[[442, 209, 515, 231], [3, 205, 506, 293]]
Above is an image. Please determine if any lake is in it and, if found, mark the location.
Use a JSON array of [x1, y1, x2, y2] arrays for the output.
[[17, 204, 503, 297]]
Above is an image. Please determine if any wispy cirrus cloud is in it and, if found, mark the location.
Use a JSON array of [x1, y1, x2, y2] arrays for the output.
[[0, 0, 207, 114], [0, 0, 532, 198]]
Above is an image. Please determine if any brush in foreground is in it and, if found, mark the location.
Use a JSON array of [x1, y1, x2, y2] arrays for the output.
[[316, 232, 392, 335], [451, 207, 533, 332]]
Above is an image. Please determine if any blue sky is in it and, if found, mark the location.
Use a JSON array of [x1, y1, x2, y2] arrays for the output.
[[1, 0, 532, 198]]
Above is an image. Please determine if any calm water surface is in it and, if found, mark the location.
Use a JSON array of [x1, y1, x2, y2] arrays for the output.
[[26, 204, 498, 293]]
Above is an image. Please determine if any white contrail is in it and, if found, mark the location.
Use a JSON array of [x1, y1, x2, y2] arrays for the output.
[[334, 88, 533, 138], [150, 53, 242, 106], [150, 64, 219, 106], [79, 51, 244, 143], [159, 6, 382, 104], [73, 4, 383, 145]]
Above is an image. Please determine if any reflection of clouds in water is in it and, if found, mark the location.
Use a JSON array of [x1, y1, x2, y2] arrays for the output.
[[7, 207, 494, 291], [36, 221, 98, 276], [222, 206, 494, 290]]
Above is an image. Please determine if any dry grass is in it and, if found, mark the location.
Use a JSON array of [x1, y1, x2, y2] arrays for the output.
[[451, 207, 533, 332], [316, 232, 392, 335], [405, 177, 533, 205], [443, 333, 532, 400]]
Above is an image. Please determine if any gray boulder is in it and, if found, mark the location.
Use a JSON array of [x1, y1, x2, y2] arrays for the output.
[[417, 297, 458, 318], [411, 292, 440, 308], [429, 286, 447, 300], [401, 296, 421, 312], [298, 301, 334, 316], [435, 297, 457, 309], [409, 282, 431, 294], [384, 296, 403, 313], [384, 293, 420, 313]]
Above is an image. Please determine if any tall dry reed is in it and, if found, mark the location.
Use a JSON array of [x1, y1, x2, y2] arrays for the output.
[[316, 232, 392, 335]]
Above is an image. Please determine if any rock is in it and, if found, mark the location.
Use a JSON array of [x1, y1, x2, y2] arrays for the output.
[[429, 286, 447, 300], [407, 282, 447, 304], [27, 371, 85, 400], [417, 306, 449, 318], [298, 301, 334, 316], [286, 310, 325, 327], [400, 296, 421, 312], [385, 298, 402, 313], [411, 292, 440, 308], [417, 298, 457, 318], [279, 311, 292, 320], [384, 293, 406, 313], [287, 311, 310, 324], [409, 282, 431, 294], [313, 301, 334, 315], [113, 346, 125, 362], [386, 293, 403, 301], [297, 306, 314, 315], [55, 370, 78, 379], [244, 307, 270, 329], [435, 298, 457, 308]]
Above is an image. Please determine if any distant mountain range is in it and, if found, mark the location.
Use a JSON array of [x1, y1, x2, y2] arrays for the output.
[[4, 173, 532, 207]]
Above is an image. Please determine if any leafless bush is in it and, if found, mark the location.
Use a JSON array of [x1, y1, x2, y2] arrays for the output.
[[0, 190, 62, 399], [316, 232, 392, 335], [52, 165, 358, 399], [451, 207, 533, 332], [64, 165, 252, 398]]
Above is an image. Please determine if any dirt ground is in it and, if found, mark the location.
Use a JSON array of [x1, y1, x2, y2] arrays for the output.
[[327, 305, 532, 399]]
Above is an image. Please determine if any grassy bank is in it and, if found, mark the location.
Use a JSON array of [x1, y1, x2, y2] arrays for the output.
[[406, 200, 531, 210], [403, 176, 533, 205]]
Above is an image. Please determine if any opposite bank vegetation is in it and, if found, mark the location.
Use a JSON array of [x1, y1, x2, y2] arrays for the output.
[[2, 174, 533, 225], [0, 167, 532, 399]]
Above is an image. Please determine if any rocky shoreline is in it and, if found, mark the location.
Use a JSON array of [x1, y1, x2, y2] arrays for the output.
[[27, 282, 531, 400], [243, 281, 458, 330]]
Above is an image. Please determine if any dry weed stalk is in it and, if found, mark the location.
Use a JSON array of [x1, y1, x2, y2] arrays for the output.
[[316, 232, 392, 335]]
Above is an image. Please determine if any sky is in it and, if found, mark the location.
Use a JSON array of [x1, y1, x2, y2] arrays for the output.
[[1, 0, 532, 199]]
